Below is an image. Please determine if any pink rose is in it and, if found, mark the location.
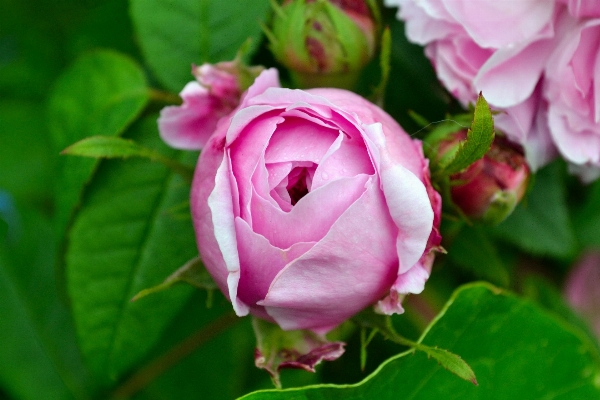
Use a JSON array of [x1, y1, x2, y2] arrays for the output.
[[191, 69, 441, 332], [386, 0, 561, 170], [565, 251, 600, 338], [158, 62, 246, 150], [545, 17, 600, 181]]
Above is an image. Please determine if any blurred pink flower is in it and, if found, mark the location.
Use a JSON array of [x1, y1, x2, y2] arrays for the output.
[[565, 251, 600, 337]]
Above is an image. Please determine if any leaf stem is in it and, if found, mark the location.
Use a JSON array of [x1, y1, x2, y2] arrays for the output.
[[148, 88, 182, 106], [110, 313, 239, 399]]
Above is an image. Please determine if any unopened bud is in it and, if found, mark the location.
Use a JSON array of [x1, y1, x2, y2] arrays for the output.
[[440, 132, 530, 225], [268, 0, 377, 89], [158, 59, 263, 150]]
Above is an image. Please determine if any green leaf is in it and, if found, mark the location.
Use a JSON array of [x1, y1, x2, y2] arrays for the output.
[[47, 50, 148, 248], [240, 283, 600, 399], [61, 135, 194, 181], [353, 308, 476, 384], [130, 0, 271, 92], [522, 275, 600, 355], [447, 224, 510, 287], [131, 256, 217, 302], [65, 116, 198, 383], [0, 200, 93, 400], [492, 161, 577, 258], [370, 27, 391, 106], [441, 93, 495, 175]]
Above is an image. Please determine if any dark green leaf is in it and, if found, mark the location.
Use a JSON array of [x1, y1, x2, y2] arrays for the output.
[[441, 93, 495, 175], [447, 224, 510, 287], [0, 200, 93, 400], [130, 0, 271, 92], [240, 283, 600, 399], [0, 100, 55, 205], [573, 178, 600, 249], [492, 161, 577, 258], [47, 50, 148, 247], [66, 116, 197, 383]]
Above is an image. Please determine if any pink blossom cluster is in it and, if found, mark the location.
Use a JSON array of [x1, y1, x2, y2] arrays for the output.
[[386, 0, 600, 181]]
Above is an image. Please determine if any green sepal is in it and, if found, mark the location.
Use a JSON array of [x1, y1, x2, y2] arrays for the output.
[[252, 318, 346, 389]]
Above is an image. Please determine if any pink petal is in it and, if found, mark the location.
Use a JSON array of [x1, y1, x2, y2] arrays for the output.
[[264, 117, 339, 164], [158, 81, 218, 150], [207, 155, 248, 316], [259, 178, 399, 331], [250, 174, 370, 249], [443, 0, 555, 49], [235, 217, 315, 306], [363, 123, 433, 274]]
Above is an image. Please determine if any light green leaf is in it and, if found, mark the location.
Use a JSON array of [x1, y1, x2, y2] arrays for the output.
[[47, 50, 148, 249], [66, 116, 197, 383], [353, 308, 476, 384], [132, 256, 216, 302], [61, 135, 194, 181], [130, 0, 271, 92], [441, 93, 495, 175], [240, 283, 600, 399], [492, 161, 577, 258]]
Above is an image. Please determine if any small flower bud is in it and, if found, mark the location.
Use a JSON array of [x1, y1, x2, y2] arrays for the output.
[[440, 132, 530, 225], [268, 0, 377, 89], [158, 59, 263, 150]]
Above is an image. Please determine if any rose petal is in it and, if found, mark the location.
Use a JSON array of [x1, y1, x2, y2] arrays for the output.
[[235, 217, 315, 306], [264, 117, 339, 164], [250, 174, 370, 249], [207, 155, 248, 316], [158, 81, 219, 150], [443, 0, 554, 49], [363, 123, 433, 274], [260, 177, 398, 331]]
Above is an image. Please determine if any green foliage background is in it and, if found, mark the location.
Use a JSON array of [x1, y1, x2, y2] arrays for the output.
[[2, 0, 600, 399]]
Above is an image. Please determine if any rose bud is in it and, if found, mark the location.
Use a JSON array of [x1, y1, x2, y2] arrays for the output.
[[192, 69, 441, 333], [268, 0, 377, 89], [158, 60, 263, 150], [439, 132, 530, 225]]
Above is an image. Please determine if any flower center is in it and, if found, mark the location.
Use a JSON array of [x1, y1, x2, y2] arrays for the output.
[[286, 167, 312, 205]]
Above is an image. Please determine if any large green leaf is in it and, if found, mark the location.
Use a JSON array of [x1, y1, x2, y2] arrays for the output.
[[129, 0, 271, 92], [47, 50, 148, 246], [0, 199, 93, 400], [491, 161, 577, 259], [240, 283, 600, 399], [66, 116, 198, 383]]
